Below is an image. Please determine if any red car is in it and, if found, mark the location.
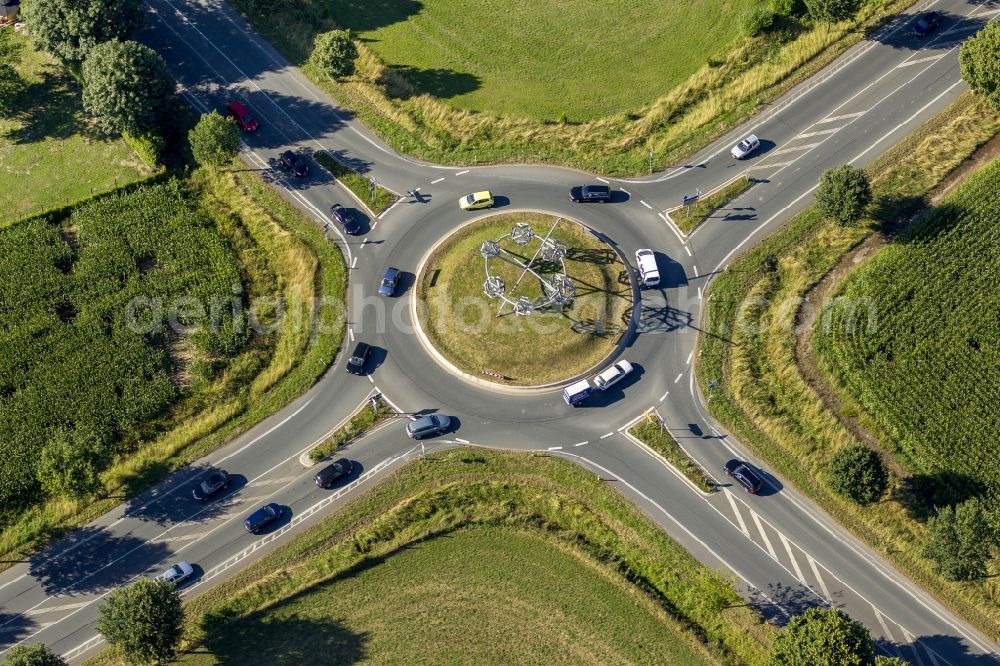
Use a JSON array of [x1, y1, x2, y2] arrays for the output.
[[226, 100, 258, 132]]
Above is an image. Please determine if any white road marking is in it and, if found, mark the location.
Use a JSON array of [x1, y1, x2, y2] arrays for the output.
[[779, 533, 807, 583], [573, 441, 588, 447], [697, 287, 703, 300], [547, 446, 563, 451], [378, 199, 401, 219], [247, 475, 301, 487], [455, 169, 470, 175], [351, 256, 358, 269], [684, 245, 692, 256], [361, 237, 368, 245], [674, 373, 683, 384], [807, 555, 833, 602], [24, 601, 92, 617], [796, 128, 840, 138], [620, 187, 630, 195], [751, 511, 778, 561], [659, 390, 669, 402], [600, 432, 614, 440], [817, 111, 865, 123], [431, 177, 445, 184], [724, 491, 750, 537], [693, 265, 699, 277], [903, 630, 929, 666], [896, 54, 944, 68], [217, 397, 316, 465], [0, 573, 27, 592], [875, 607, 896, 641], [768, 142, 822, 157], [455, 438, 470, 444], [639, 200, 653, 209], [0, 622, 54, 635], [596, 177, 609, 183], [62, 635, 103, 661], [685, 352, 693, 365], [152, 533, 207, 544], [348, 328, 354, 342]]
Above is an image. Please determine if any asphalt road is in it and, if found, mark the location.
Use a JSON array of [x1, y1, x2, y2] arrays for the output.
[[2, 0, 999, 662]]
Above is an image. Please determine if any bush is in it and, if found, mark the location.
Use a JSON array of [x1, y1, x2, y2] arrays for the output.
[[1, 643, 67, 666], [959, 21, 1000, 109], [309, 29, 358, 80], [189, 110, 240, 168], [802, 0, 862, 22], [827, 445, 888, 505], [82, 40, 174, 136], [743, 7, 777, 36], [123, 131, 165, 167], [36, 426, 106, 500], [814, 164, 871, 225], [923, 498, 993, 581], [770, 0, 806, 16], [772, 607, 874, 665], [98, 578, 183, 665]]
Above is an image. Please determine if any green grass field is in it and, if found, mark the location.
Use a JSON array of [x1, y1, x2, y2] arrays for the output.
[[0, 32, 147, 225], [817, 158, 1000, 503], [178, 526, 712, 665], [418, 213, 631, 384]]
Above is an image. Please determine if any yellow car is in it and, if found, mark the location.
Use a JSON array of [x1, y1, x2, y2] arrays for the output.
[[459, 191, 494, 210]]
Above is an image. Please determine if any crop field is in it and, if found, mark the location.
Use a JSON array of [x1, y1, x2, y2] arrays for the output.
[[0, 32, 147, 225], [237, 0, 750, 122], [0, 182, 247, 524], [816, 158, 1000, 501]]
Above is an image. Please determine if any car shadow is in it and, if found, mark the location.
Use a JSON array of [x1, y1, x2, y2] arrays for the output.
[[750, 463, 783, 497], [491, 196, 511, 208], [609, 190, 630, 203], [393, 270, 416, 297], [346, 208, 371, 235], [366, 345, 388, 375]]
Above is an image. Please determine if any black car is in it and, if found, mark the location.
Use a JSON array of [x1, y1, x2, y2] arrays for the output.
[[280, 150, 309, 177], [331, 204, 361, 235], [191, 470, 230, 502], [724, 459, 763, 495], [345, 341, 371, 375], [314, 458, 353, 488], [569, 184, 612, 203], [244, 503, 282, 534], [379, 267, 400, 296], [913, 11, 941, 37]]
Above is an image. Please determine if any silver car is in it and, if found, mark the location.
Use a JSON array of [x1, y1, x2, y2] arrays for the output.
[[158, 561, 193, 585], [406, 414, 451, 440], [731, 134, 760, 160]]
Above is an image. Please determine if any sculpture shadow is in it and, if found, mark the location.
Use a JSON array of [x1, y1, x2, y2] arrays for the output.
[[28, 525, 173, 595]]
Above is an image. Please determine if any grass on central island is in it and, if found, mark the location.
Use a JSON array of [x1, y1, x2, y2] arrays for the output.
[[418, 213, 632, 385], [177, 526, 714, 665]]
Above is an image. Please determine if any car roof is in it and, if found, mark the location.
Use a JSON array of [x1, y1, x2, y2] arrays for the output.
[[228, 100, 248, 112], [472, 191, 491, 199], [352, 341, 370, 354], [384, 266, 399, 277]]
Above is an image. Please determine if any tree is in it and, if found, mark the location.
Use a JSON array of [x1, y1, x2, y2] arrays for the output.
[[82, 40, 174, 137], [35, 426, 105, 500], [772, 607, 874, 666], [309, 29, 358, 80], [21, 0, 144, 63], [98, 578, 183, 665], [959, 21, 1000, 110], [189, 111, 240, 168], [0, 30, 25, 115], [814, 164, 871, 225], [2, 643, 68, 666], [923, 498, 992, 581], [743, 7, 777, 36], [874, 657, 909, 666], [827, 445, 888, 505], [802, 0, 862, 22]]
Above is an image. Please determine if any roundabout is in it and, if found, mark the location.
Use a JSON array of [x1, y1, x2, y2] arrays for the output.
[[414, 212, 633, 387]]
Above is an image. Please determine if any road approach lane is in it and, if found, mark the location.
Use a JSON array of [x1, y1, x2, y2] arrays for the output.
[[2, 0, 999, 662]]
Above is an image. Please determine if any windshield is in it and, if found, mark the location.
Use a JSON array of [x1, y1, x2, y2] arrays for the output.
[[465, 194, 476, 204]]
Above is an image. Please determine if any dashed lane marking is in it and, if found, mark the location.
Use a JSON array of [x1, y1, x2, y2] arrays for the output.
[[724, 490, 750, 537], [693, 265, 699, 277], [639, 200, 653, 209], [348, 328, 354, 342], [351, 256, 358, 269], [685, 352, 693, 365], [455, 169, 470, 175], [751, 511, 778, 560], [596, 177, 609, 183], [620, 187, 630, 195], [455, 438, 469, 444], [659, 390, 669, 402], [573, 441, 588, 447], [697, 287, 703, 300], [684, 245, 692, 256], [431, 177, 445, 184], [674, 373, 683, 384], [547, 446, 563, 451], [600, 432, 614, 440]]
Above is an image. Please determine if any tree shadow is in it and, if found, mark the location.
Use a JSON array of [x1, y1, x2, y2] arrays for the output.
[[3, 70, 100, 145], [28, 525, 172, 595], [0, 611, 38, 648], [121, 462, 248, 526], [869, 10, 990, 51], [877, 633, 1000, 665], [755, 581, 827, 624], [194, 614, 369, 665], [379, 65, 480, 100], [891, 200, 965, 245], [893, 470, 985, 522]]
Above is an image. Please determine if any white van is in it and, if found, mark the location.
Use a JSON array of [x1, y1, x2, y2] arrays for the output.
[[635, 249, 660, 288], [562, 378, 593, 406]]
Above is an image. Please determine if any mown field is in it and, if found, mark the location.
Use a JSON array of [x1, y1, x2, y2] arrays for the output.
[[0, 166, 347, 565], [697, 93, 1000, 640], [0, 31, 148, 225], [417, 213, 631, 384], [229, 0, 912, 173], [85, 449, 772, 666], [816, 158, 1000, 506]]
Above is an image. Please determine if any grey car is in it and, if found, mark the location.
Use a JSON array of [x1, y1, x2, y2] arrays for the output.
[[406, 414, 451, 440]]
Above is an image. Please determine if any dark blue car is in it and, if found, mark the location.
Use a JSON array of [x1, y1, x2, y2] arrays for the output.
[[379, 267, 400, 296], [244, 503, 282, 534]]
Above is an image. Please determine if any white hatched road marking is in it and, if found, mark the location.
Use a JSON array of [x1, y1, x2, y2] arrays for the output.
[[247, 475, 300, 487], [807, 554, 832, 602], [152, 533, 206, 544], [750, 511, 778, 560], [724, 490, 750, 537], [779, 532, 807, 582], [0, 622, 54, 635], [903, 629, 928, 666], [896, 54, 945, 68], [875, 606, 896, 641], [24, 601, 91, 617], [796, 128, 841, 138], [0, 574, 27, 592], [816, 111, 865, 123], [768, 142, 822, 157]]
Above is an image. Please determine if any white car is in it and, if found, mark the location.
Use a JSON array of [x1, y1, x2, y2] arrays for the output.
[[593, 360, 634, 390], [158, 561, 194, 585], [731, 134, 760, 160]]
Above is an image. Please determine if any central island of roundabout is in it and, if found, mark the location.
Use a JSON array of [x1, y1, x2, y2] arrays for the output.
[[414, 211, 634, 388]]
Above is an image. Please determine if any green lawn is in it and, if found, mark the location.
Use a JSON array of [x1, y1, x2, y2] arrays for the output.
[[178, 526, 713, 665], [0, 32, 147, 225], [418, 213, 631, 384]]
